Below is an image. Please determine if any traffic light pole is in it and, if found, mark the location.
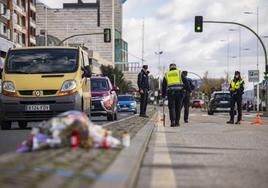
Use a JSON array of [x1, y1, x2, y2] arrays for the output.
[[203, 20, 268, 116]]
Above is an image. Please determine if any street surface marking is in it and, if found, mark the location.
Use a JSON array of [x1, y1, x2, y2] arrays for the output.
[[151, 122, 177, 188]]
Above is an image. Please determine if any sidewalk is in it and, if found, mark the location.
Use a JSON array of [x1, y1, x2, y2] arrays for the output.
[[135, 110, 268, 188]]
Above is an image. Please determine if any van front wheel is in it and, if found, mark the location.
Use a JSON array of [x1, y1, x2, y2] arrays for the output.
[[1, 121, 12, 130]]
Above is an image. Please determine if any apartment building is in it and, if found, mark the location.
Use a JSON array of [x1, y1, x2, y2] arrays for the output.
[[0, 0, 36, 50]]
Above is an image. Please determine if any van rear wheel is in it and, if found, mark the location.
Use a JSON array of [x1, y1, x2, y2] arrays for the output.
[[1, 121, 12, 130], [18, 121, 28, 129]]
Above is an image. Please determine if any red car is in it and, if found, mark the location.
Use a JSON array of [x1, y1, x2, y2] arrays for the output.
[[90, 76, 119, 121], [191, 99, 205, 108]]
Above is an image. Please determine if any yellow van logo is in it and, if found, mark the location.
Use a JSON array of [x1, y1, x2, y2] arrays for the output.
[[35, 90, 41, 97]]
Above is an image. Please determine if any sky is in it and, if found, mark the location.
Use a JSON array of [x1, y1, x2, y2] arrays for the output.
[[39, 0, 268, 89]]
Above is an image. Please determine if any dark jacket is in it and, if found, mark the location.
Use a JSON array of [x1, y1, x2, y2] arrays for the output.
[[137, 69, 149, 91], [184, 78, 195, 94], [162, 68, 190, 97]]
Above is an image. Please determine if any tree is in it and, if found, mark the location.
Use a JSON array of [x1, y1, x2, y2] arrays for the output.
[[199, 71, 227, 98], [100, 65, 134, 93]]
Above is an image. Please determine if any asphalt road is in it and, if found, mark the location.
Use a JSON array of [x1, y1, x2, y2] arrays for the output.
[[136, 109, 268, 188], [0, 112, 135, 155]]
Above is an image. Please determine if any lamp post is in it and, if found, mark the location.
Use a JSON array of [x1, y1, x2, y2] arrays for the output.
[[244, 8, 260, 111], [155, 49, 163, 90]]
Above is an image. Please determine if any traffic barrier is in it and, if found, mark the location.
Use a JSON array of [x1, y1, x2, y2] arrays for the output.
[[251, 113, 262, 125]]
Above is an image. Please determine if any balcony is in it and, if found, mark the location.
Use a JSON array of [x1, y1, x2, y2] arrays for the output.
[[13, 4, 26, 17], [30, 2, 36, 12], [30, 18, 36, 28], [30, 35, 36, 45], [14, 23, 26, 34]]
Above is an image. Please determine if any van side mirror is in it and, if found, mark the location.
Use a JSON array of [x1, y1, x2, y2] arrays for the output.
[[112, 86, 119, 92], [82, 66, 92, 78]]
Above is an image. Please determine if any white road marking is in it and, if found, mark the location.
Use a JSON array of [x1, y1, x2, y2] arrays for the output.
[[151, 117, 177, 188]]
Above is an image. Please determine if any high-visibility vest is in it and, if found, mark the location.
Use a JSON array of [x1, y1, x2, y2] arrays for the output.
[[230, 79, 244, 90], [164, 69, 182, 86]]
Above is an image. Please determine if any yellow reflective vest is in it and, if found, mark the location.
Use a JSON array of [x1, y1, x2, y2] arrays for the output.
[[164, 69, 182, 86], [230, 79, 244, 91]]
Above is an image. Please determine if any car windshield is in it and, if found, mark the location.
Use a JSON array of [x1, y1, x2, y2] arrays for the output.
[[215, 93, 230, 100], [118, 96, 134, 101], [5, 49, 78, 74], [91, 79, 109, 92]]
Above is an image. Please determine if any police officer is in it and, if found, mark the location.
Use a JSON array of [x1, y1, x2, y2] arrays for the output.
[[181, 71, 195, 123], [138, 65, 150, 117], [227, 71, 244, 124], [162, 64, 189, 127]]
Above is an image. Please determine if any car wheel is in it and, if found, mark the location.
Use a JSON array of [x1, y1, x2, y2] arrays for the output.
[[1, 121, 12, 130], [107, 113, 114, 121], [134, 111, 137, 114], [208, 110, 213, 115], [18, 121, 28, 129]]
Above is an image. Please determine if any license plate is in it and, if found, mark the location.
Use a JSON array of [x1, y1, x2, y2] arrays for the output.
[[220, 101, 228, 104], [216, 108, 230, 111], [26, 105, 50, 111]]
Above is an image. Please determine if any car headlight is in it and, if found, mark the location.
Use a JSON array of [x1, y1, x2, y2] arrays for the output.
[[130, 102, 136, 106], [2, 81, 17, 97], [59, 80, 77, 96], [3, 81, 16, 93]]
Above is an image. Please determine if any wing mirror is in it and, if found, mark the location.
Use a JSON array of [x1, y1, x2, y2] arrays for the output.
[[111, 86, 119, 92], [82, 66, 92, 78]]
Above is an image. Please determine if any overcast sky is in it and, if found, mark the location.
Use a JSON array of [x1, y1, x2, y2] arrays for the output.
[[39, 0, 268, 89]]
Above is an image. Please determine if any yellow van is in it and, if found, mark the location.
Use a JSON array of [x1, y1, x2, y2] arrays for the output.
[[0, 46, 91, 130]]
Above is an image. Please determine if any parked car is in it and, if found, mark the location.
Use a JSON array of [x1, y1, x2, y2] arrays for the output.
[[191, 99, 205, 108], [0, 47, 92, 130], [90, 76, 118, 121], [117, 95, 137, 114], [208, 91, 231, 115]]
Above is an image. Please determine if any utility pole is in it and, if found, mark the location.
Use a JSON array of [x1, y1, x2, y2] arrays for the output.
[[112, 0, 115, 65], [141, 19, 145, 66], [45, 5, 48, 46]]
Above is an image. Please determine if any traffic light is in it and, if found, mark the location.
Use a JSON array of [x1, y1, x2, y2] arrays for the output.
[[104, 28, 111, 43], [265, 72, 268, 79], [195, 16, 203, 32]]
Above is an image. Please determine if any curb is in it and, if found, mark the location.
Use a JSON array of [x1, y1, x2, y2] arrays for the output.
[[92, 113, 157, 188], [102, 114, 139, 127]]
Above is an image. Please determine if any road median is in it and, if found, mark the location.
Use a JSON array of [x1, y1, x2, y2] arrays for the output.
[[0, 109, 156, 188]]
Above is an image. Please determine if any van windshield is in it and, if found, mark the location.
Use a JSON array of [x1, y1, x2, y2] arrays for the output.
[[5, 49, 78, 74]]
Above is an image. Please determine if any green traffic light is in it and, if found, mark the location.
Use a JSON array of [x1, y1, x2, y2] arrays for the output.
[[197, 26, 201, 31]]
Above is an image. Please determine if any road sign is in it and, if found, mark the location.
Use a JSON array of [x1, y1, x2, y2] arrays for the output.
[[248, 70, 259, 82], [263, 80, 268, 87]]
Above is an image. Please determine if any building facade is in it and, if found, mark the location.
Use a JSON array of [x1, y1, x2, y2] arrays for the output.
[[0, 0, 36, 49], [36, 0, 128, 67]]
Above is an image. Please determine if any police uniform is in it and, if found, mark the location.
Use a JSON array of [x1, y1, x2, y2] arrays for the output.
[[138, 65, 150, 117], [182, 74, 195, 123], [162, 64, 189, 127], [227, 71, 244, 124]]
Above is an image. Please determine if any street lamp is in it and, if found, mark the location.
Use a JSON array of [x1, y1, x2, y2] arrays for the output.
[[243, 9, 261, 111], [155, 50, 163, 90]]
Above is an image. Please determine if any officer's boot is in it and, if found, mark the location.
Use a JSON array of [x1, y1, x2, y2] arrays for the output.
[[227, 120, 234, 124]]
